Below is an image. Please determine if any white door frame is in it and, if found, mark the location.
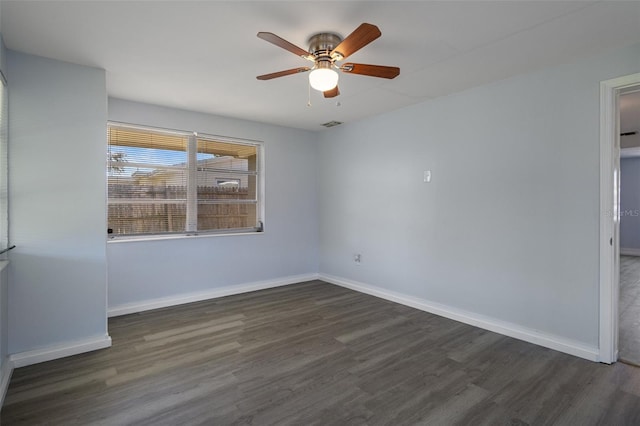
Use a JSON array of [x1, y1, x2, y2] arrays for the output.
[[599, 73, 640, 364]]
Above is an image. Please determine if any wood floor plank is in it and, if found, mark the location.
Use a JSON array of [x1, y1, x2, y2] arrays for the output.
[[3, 280, 640, 425]]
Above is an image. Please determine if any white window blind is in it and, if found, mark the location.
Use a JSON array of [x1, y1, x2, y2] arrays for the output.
[[107, 123, 263, 238]]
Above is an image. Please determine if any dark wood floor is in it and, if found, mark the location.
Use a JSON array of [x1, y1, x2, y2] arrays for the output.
[[620, 255, 640, 366], [2, 280, 640, 425]]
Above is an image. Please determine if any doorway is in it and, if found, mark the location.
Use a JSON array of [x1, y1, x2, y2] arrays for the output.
[[618, 90, 640, 365], [599, 73, 640, 364]]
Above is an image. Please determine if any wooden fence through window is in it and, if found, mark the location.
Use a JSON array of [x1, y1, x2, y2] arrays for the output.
[[108, 184, 253, 235]]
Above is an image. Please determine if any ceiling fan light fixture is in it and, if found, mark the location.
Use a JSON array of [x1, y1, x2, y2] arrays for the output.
[[257, 24, 398, 97], [309, 67, 339, 92]]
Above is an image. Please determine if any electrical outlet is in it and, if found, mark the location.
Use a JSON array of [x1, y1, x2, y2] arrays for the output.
[[354, 254, 362, 264]]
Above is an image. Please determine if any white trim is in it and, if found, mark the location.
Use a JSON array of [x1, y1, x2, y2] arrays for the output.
[[620, 248, 640, 256], [186, 133, 198, 232], [320, 274, 599, 362], [9, 334, 112, 368], [108, 230, 264, 244], [0, 357, 13, 408], [108, 273, 319, 317], [600, 73, 640, 364]]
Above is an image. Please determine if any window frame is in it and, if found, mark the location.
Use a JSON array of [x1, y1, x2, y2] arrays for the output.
[[0, 72, 8, 255], [107, 121, 265, 241]]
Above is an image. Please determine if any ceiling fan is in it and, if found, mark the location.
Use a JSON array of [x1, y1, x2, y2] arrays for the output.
[[256, 23, 400, 98]]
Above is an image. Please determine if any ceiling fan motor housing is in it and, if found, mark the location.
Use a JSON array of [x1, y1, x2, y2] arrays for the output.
[[308, 33, 343, 61]]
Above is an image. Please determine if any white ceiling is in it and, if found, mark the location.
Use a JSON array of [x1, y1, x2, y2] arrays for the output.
[[2, 1, 640, 131]]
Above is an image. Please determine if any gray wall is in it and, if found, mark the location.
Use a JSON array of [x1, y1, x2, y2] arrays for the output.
[[0, 263, 7, 367], [0, 262, 8, 405], [318, 43, 640, 348], [7, 51, 108, 354], [621, 157, 640, 251], [621, 134, 640, 149], [107, 99, 319, 309]]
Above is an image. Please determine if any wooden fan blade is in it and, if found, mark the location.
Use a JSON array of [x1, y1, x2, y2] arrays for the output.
[[257, 32, 313, 60], [330, 23, 381, 60], [323, 86, 340, 98], [257, 67, 310, 80], [340, 63, 400, 79]]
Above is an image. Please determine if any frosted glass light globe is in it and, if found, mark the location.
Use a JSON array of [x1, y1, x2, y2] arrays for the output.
[[309, 68, 339, 92]]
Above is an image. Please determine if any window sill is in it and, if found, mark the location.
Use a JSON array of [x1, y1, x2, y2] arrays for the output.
[[107, 230, 264, 244]]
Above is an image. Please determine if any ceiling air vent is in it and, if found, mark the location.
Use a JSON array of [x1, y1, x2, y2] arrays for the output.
[[321, 121, 343, 128]]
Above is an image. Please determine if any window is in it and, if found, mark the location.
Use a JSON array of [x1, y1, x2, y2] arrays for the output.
[[0, 73, 7, 254], [107, 123, 263, 239]]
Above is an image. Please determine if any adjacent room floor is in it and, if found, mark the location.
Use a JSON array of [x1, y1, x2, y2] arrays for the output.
[[620, 255, 640, 366], [2, 280, 640, 425]]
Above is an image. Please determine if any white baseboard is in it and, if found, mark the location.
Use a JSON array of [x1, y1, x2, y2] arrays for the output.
[[108, 273, 320, 317], [0, 357, 13, 408], [9, 334, 112, 368], [621, 247, 640, 256], [319, 273, 599, 362]]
